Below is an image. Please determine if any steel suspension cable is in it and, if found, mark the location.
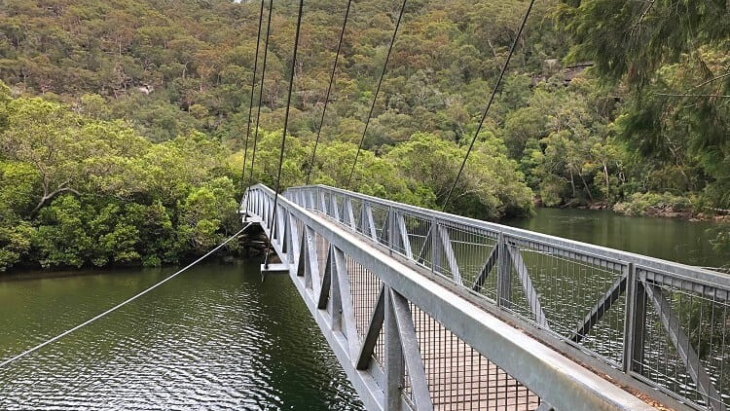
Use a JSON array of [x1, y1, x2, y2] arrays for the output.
[[305, 0, 353, 185], [247, 0, 274, 189], [440, 0, 536, 211], [0, 223, 253, 369], [264, 0, 305, 268], [345, 0, 408, 188], [240, 0, 266, 195]]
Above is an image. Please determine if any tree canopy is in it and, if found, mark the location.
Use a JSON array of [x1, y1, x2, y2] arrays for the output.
[[1, 0, 728, 270]]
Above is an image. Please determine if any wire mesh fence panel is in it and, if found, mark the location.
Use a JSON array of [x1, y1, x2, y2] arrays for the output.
[[404, 303, 541, 410], [326, 191, 336, 216], [346, 255, 385, 364], [437, 221, 498, 289], [335, 193, 347, 224], [318, 190, 327, 214], [472, 264, 500, 304], [636, 268, 730, 410], [349, 198, 364, 236], [402, 213, 434, 271], [431, 223, 452, 283], [369, 203, 390, 246], [314, 232, 330, 288], [502, 236, 627, 366]]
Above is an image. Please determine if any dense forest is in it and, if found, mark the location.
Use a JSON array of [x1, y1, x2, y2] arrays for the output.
[[0, 0, 728, 271]]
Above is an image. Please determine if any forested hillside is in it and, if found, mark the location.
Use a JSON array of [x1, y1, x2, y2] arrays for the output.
[[0, 0, 727, 271]]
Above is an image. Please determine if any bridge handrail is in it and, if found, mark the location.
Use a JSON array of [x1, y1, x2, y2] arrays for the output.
[[280, 184, 730, 411], [285, 184, 727, 288], [241, 183, 658, 411]]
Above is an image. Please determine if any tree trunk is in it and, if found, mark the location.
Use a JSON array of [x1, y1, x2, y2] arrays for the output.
[[602, 163, 610, 200], [31, 185, 81, 215], [578, 171, 593, 201], [569, 168, 576, 197]]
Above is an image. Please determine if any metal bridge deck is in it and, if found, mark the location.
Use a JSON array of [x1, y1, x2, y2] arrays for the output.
[[243, 184, 730, 411], [343, 247, 540, 410]]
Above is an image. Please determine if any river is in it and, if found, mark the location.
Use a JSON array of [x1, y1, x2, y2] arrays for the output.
[[0, 262, 364, 410], [0, 208, 725, 410], [507, 207, 726, 268]]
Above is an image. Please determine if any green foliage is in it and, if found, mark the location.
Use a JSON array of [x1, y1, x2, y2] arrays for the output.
[[385, 133, 533, 219], [0, 222, 32, 271], [613, 192, 693, 217], [0, 80, 239, 271], [559, 0, 730, 210], [181, 177, 240, 251], [1, 0, 728, 271], [515, 76, 628, 206]]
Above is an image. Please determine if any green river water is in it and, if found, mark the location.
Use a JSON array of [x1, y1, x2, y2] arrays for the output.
[[0, 208, 725, 410]]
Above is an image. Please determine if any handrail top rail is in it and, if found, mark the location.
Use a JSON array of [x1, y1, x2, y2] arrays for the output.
[[278, 184, 730, 290]]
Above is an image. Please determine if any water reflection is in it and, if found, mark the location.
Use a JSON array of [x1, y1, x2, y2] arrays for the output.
[[507, 208, 725, 267], [0, 262, 364, 411]]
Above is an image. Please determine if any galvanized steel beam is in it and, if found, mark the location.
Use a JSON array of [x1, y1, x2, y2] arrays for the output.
[[571, 273, 627, 344], [333, 246, 361, 359], [390, 289, 434, 411], [357, 286, 385, 371], [395, 214, 413, 259], [471, 244, 498, 292], [507, 245, 549, 329], [244, 184, 657, 411], [643, 282, 726, 411], [437, 224, 462, 285], [384, 285, 405, 410]]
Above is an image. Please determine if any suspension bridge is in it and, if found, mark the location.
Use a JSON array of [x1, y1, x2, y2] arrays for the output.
[[0, 0, 720, 408], [242, 183, 730, 411]]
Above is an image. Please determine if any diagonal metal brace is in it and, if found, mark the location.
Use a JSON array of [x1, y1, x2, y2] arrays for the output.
[[643, 282, 726, 411], [356, 285, 385, 370], [570, 273, 627, 343], [317, 245, 333, 310], [416, 226, 433, 265], [344, 198, 356, 230], [390, 289, 434, 411], [362, 203, 378, 240], [333, 247, 360, 359], [438, 225, 462, 285], [507, 245, 549, 329], [395, 214, 413, 259], [472, 245, 499, 292]]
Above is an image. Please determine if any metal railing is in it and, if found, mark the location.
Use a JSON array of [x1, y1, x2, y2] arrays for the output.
[[283, 184, 730, 411], [242, 184, 656, 411]]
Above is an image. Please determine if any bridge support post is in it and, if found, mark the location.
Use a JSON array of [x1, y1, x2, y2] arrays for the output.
[[387, 207, 394, 251], [431, 220, 441, 274], [497, 232, 512, 309], [623, 263, 645, 374], [384, 285, 405, 410]]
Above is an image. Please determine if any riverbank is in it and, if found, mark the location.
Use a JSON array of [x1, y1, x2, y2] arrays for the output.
[[539, 191, 730, 222], [611, 192, 720, 220], [0, 225, 274, 277]]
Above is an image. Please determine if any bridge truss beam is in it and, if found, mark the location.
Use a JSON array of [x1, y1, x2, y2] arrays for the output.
[[282, 184, 730, 411], [244, 184, 657, 411]]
